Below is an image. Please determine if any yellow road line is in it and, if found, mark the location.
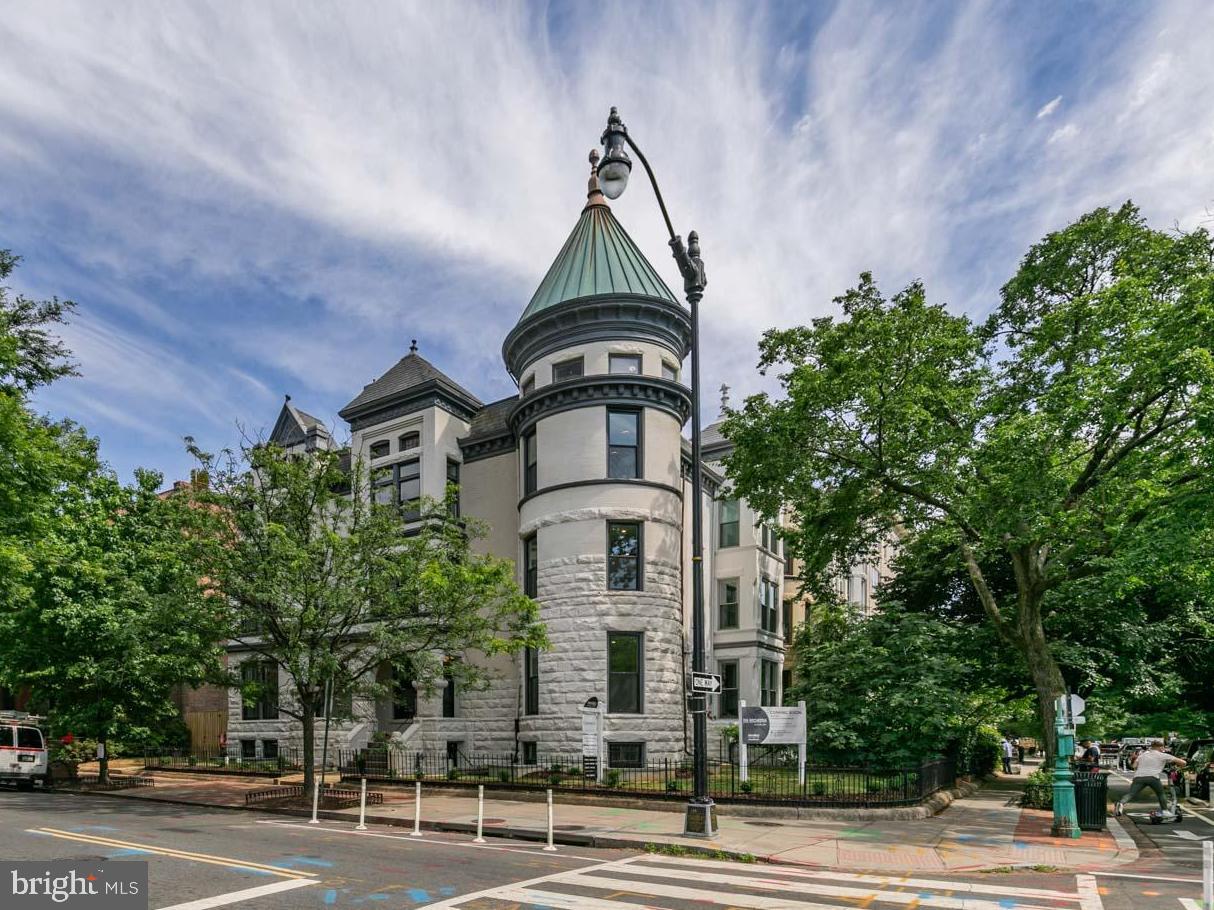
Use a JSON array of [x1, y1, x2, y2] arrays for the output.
[[28, 828, 316, 879]]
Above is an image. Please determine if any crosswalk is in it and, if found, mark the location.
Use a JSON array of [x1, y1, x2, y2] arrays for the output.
[[419, 854, 1105, 910]]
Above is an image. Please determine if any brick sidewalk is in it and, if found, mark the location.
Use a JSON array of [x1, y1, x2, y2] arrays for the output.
[[61, 768, 1136, 872]]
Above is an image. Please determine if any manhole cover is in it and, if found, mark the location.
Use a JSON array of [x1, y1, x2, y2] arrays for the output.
[[744, 821, 784, 827], [481, 817, 508, 826], [554, 824, 586, 831]]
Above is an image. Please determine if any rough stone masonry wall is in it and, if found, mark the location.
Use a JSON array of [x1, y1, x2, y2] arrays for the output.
[[517, 549, 686, 763]]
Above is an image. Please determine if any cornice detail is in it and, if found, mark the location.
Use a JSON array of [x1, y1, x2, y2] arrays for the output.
[[502, 295, 692, 382], [507, 375, 692, 437]]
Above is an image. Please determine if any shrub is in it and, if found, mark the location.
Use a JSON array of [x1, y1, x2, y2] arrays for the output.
[[811, 781, 827, 796], [739, 780, 753, 793], [665, 779, 681, 792], [1022, 769, 1053, 809], [605, 769, 621, 788], [446, 768, 462, 781], [498, 770, 511, 783]]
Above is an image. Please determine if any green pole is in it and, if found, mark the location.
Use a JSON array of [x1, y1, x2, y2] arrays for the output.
[[1051, 696, 1080, 839]]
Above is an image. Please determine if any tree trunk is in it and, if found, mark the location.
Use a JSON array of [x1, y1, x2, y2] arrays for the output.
[[98, 731, 109, 785], [1022, 631, 1065, 766], [302, 703, 315, 800]]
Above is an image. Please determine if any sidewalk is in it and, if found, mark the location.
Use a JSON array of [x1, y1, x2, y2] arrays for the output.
[[60, 767, 1137, 873]]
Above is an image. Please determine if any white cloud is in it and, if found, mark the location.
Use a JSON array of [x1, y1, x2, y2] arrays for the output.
[[1036, 95, 1063, 118], [3, 0, 1213, 478]]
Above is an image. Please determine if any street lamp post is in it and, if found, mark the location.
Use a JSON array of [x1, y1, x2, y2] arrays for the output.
[[598, 107, 717, 838]]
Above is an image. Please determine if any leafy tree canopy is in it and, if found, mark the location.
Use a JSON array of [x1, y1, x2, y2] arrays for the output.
[[725, 203, 1214, 753], [184, 440, 547, 792]]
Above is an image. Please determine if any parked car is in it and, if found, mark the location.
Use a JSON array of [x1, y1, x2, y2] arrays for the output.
[[0, 711, 49, 790], [1181, 738, 1214, 801]]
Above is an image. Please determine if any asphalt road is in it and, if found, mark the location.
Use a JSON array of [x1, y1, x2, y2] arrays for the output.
[[1107, 766, 1214, 870], [0, 788, 1207, 910]]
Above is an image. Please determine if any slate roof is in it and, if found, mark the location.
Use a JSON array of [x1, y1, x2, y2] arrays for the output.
[[339, 351, 482, 420], [700, 420, 729, 455], [461, 396, 516, 443], [519, 198, 678, 323], [269, 398, 330, 448]]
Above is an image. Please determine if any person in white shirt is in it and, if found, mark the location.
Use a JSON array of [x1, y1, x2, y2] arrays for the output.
[[1000, 737, 1014, 774], [1114, 739, 1186, 815]]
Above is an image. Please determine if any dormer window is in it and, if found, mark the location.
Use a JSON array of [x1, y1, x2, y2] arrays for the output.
[[609, 354, 642, 375], [369, 440, 390, 459], [552, 357, 584, 382], [661, 361, 679, 382], [399, 431, 420, 452]]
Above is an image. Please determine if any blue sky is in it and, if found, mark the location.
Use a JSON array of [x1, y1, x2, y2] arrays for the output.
[[2, 1, 1210, 483]]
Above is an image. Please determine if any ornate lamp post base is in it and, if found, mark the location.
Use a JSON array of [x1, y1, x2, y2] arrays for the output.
[[683, 797, 719, 838]]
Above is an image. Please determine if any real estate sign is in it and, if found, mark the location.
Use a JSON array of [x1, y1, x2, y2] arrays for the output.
[[740, 705, 806, 745]]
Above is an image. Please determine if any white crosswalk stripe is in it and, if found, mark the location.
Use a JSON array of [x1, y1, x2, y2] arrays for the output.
[[418, 853, 1097, 910]]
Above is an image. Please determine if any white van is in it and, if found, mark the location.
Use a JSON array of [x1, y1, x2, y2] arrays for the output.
[[1, 712, 49, 789]]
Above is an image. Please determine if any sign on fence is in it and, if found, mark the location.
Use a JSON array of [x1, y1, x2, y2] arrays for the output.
[[738, 701, 807, 787]]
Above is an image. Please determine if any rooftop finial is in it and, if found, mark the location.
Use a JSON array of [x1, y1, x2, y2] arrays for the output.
[[584, 148, 608, 210], [409, 339, 418, 354], [285, 393, 291, 403], [719, 383, 730, 414]]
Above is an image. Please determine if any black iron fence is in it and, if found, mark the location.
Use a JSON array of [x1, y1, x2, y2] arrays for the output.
[[334, 747, 957, 808], [144, 747, 306, 776]]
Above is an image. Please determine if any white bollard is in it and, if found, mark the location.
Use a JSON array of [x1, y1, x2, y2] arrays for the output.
[[1204, 839, 1212, 910], [543, 788, 557, 852], [474, 784, 486, 843], [309, 779, 320, 824], [356, 777, 368, 830], [410, 780, 423, 837]]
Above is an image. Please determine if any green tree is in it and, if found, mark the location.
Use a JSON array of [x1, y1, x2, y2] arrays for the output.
[[724, 204, 1214, 756], [791, 608, 1004, 769], [0, 248, 225, 780], [186, 441, 546, 795], [1, 470, 227, 781]]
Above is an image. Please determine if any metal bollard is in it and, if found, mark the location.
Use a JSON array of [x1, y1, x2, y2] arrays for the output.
[[410, 780, 422, 837], [543, 788, 557, 852], [356, 777, 368, 830], [309, 779, 320, 824], [474, 784, 486, 843], [1204, 839, 1212, 910]]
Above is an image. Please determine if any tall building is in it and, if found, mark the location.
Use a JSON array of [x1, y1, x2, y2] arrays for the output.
[[223, 166, 810, 766]]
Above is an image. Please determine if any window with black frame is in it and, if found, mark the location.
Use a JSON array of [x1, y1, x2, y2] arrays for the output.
[[523, 534, 537, 597], [446, 458, 460, 517], [369, 440, 390, 459], [552, 356, 584, 382], [718, 498, 739, 547], [607, 409, 640, 479], [718, 660, 739, 718], [608, 741, 644, 768], [607, 521, 641, 590], [398, 459, 421, 520], [240, 660, 278, 720], [607, 631, 642, 714], [522, 431, 537, 495], [608, 353, 642, 375], [398, 431, 420, 452], [718, 579, 739, 629], [392, 665, 416, 720], [760, 659, 779, 706], [442, 666, 456, 718], [759, 577, 780, 634], [524, 646, 539, 715]]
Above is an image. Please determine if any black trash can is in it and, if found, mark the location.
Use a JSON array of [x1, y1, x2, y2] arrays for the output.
[[1074, 771, 1108, 831]]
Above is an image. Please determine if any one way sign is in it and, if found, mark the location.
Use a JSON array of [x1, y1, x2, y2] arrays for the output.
[[691, 672, 722, 694]]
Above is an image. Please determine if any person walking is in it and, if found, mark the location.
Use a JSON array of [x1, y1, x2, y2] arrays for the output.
[[1000, 736, 1014, 774], [1114, 739, 1186, 815]]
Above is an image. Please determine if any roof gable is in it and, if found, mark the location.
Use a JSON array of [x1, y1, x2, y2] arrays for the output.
[[339, 349, 482, 428]]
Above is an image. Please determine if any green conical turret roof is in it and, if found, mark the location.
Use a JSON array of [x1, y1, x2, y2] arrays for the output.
[[519, 190, 678, 323]]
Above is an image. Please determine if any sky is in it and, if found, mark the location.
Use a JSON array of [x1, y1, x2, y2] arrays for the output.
[[2, 0, 1212, 483]]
